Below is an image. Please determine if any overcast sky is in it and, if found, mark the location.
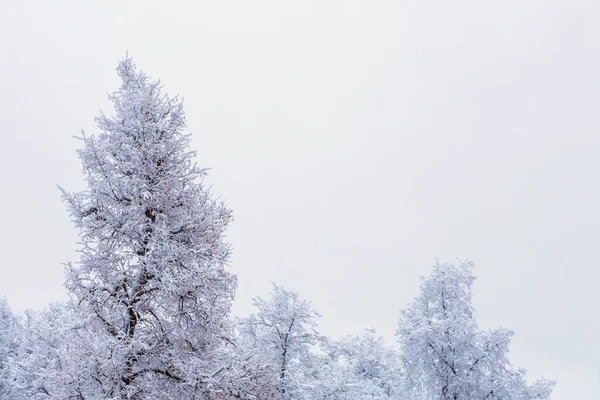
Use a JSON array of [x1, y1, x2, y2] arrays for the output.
[[1, 1, 598, 398]]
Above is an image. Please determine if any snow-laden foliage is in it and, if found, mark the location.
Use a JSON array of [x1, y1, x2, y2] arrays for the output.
[[221, 325, 278, 400], [397, 261, 555, 400], [0, 299, 20, 398], [0, 57, 555, 400], [329, 328, 403, 400], [236, 284, 321, 400], [8, 303, 85, 399], [58, 56, 236, 399], [293, 347, 347, 400]]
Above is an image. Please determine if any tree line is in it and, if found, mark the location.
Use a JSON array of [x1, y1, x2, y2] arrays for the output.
[[0, 57, 554, 399]]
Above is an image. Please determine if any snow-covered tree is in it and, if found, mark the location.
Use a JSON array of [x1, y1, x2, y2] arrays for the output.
[[330, 328, 403, 400], [222, 326, 278, 400], [237, 284, 321, 400], [295, 347, 346, 400], [0, 298, 20, 398], [9, 303, 85, 399], [397, 261, 554, 400], [59, 56, 236, 399]]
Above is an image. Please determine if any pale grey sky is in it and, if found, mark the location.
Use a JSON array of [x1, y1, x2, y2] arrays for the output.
[[0, 1, 598, 399]]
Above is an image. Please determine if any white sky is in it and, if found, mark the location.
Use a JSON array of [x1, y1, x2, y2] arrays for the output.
[[1, 1, 598, 398]]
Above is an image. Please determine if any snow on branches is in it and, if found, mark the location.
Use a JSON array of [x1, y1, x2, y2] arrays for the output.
[[0, 57, 555, 400], [58, 56, 236, 399]]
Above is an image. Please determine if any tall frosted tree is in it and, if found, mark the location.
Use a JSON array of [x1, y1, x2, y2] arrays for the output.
[[60, 56, 236, 399]]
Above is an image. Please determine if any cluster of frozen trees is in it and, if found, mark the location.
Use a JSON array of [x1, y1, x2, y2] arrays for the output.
[[0, 58, 554, 399]]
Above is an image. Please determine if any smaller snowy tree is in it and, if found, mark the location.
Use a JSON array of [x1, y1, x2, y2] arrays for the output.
[[10, 303, 82, 399], [237, 284, 321, 400], [331, 328, 402, 400], [294, 346, 346, 400], [397, 261, 555, 400], [223, 327, 278, 400], [0, 298, 20, 398]]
